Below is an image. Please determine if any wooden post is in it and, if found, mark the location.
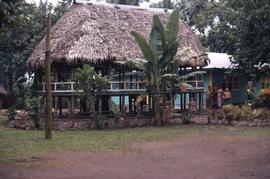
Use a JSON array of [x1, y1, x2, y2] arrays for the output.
[[120, 95, 125, 112], [180, 94, 183, 110], [184, 93, 186, 110], [68, 96, 72, 116], [45, 13, 52, 139], [98, 98, 102, 116], [71, 96, 74, 116], [58, 96, 62, 115]]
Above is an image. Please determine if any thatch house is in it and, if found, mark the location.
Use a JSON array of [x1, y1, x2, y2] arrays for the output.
[[27, 2, 208, 116]]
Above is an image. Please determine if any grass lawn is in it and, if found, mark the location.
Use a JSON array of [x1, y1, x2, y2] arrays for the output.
[[0, 115, 270, 164]]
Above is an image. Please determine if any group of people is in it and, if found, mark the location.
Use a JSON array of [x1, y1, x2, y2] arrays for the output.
[[206, 85, 231, 109]]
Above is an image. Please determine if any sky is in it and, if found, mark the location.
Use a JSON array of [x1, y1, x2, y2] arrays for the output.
[[25, 0, 162, 6]]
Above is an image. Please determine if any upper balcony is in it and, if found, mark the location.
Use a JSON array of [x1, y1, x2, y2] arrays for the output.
[[37, 79, 204, 95], [37, 81, 147, 95]]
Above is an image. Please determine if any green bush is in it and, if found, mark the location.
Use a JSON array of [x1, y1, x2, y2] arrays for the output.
[[108, 99, 125, 128], [240, 104, 253, 120], [258, 88, 270, 109], [252, 108, 269, 119], [222, 104, 270, 124], [7, 107, 17, 120], [95, 115, 108, 129], [222, 104, 241, 124], [25, 96, 43, 128], [181, 111, 191, 124]]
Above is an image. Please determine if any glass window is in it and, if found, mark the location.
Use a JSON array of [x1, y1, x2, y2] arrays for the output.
[[222, 74, 239, 91], [260, 76, 270, 89]]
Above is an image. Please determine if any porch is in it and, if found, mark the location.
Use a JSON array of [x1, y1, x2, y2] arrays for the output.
[[37, 80, 206, 117]]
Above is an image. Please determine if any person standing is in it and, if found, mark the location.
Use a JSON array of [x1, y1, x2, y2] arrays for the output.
[[205, 85, 214, 124], [205, 85, 213, 109], [223, 88, 231, 104], [217, 87, 223, 109]]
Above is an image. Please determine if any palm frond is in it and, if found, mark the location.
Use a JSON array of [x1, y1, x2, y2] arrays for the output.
[[131, 31, 156, 64]]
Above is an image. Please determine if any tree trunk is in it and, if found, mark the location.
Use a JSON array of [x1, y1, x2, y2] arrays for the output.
[[44, 13, 52, 140], [162, 93, 167, 125], [154, 94, 161, 126], [162, 83, 167, 125]]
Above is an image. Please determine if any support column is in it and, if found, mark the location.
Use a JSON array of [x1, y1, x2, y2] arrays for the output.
[[68, 96, 71, 116], [71, 96, 74, 115], [184, 93, 186, 110], [180, 94, 183, 110], [58, 96, 62, 115], [120, 95, 125, 112], [98, 98, 102, 116], [199, 91, 203, 111]]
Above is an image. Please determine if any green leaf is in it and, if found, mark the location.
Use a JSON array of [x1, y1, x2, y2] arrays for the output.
[[131, 31, 156, 64], [150, 15, 167, 51], [165, 10, 180, 44]]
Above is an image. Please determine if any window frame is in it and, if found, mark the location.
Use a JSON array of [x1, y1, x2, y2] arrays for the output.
[[222, 74, 239, 91]]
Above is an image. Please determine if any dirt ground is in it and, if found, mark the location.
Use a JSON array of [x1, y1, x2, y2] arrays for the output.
[[1, 135, 270, 179]]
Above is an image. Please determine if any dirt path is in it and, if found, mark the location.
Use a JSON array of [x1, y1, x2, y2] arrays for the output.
[[1, 135, 270, 179]]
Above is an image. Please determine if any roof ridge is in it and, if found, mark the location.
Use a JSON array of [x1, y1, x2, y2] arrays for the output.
[[75, 0, 173, 13]]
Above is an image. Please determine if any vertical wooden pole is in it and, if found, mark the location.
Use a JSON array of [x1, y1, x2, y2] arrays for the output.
[[98, 98, 102, 116], [184, 93, 186, 110], [45, 13, 52, 139], [58, 96, 62, 115], [71, 96, 74, 116], [68, 96, 72, 116], [121, 95, 125, 112]]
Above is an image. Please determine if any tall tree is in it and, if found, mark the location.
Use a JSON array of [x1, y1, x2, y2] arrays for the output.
[[130, 10, 180, 125], [0, 0, 72, 95], [178, 0, 270, 77]]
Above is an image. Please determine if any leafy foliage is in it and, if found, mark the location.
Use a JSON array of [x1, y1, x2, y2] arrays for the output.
[[177, 0, 270, 77], [222, 104, 241, 124], [25, 96, 43, 128], [258, 88, 270, 109], [130, 10, 180, 125], [7, 107, 17, 121], [108, 99, 124, 127], [74, 64, 108, 113], [0, 0, 72, 94], [181, 110, 191, 124]]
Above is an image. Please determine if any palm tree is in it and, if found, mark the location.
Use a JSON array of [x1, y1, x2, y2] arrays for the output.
[[130, 10, 180, 125], [74, 64, 108, 117]]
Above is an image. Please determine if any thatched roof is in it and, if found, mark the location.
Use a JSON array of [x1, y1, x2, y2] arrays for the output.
[[26, 3, 208, 69]]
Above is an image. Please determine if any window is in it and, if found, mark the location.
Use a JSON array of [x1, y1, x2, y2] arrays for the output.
[[222, 74, 239, 91], [260, 76, 270, 89]]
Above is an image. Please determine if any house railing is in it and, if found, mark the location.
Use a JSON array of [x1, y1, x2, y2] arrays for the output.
[[37, 81, 148, 93], [109, 81, 147, 91], [185, 80, 204, 89], [37, 80, 204, 93], [37, 82, 75, 93]]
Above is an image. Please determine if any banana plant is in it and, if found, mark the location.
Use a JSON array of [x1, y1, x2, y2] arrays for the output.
[[130, 10, 180, 125]]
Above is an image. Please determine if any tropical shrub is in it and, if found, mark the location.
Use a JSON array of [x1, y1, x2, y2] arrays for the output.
[[25, 96, 43, 128], [7, 107, 17, 120], [222, 104, 241, 124], [258, 88, 270, 109], [252, 108, 269, 119], [95, 115, 108, 129], [108, 99, 125, 128], [240, 104, 253, 120], [181, 110, 191, 124], [74, 64, 108, 115], [129, 10, 180, 125]]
